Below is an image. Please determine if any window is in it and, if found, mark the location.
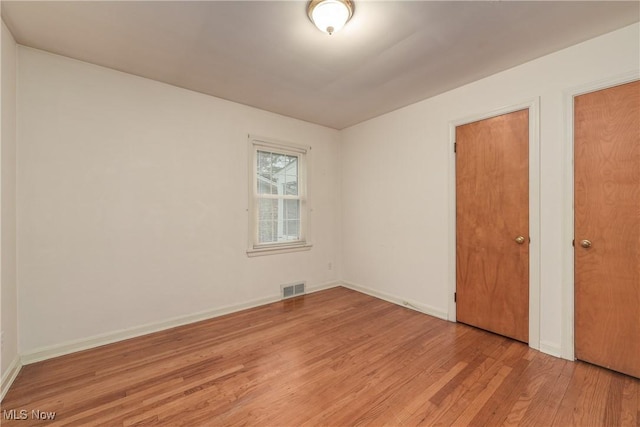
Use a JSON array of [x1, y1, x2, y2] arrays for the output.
[[248, 136, 311, 256]]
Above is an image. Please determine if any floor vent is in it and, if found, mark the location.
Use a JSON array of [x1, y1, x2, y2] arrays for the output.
[[281, 282, 306, 299]]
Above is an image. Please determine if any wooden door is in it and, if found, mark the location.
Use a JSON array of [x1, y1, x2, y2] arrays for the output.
[[456, 109, 529, 343], [574, 80, 640, 378]]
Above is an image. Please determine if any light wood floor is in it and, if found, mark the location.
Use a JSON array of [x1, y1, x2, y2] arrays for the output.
[[2, 287, 638, 426]]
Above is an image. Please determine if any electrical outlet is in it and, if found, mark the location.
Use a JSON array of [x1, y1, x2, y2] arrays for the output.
[[328, 262, 333, 271]]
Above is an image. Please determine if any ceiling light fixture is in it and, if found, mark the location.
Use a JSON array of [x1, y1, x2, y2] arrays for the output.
[[307, 0, 354, 35]]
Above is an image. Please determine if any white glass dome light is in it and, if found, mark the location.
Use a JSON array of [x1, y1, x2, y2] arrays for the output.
[[308, 0, 354, 35]]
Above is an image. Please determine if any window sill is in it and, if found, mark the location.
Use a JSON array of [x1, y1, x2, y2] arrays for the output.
[[246, 243, 313, 257]]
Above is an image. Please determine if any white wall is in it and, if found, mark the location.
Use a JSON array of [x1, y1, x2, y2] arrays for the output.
[[1, 20, 18, 384], [341, 24, 640, 355], [17, 47, 342, 354]]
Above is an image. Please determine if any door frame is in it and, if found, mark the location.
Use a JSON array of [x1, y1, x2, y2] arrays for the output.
[[561, 71, 640, 361], [448, 98, 541, 351]]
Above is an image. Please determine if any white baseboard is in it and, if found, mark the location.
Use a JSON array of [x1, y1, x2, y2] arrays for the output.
[[539, 340, 562, 358], [340, 280, 448, 320], [307, 281, 341, 294], [1, 355, 22, 402], [21, 280, 342, 365]]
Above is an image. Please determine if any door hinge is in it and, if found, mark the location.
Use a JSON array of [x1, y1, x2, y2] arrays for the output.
[[572, 239, 575, 247], [454, 142, 457, 153], [454, 292, 457, 303]]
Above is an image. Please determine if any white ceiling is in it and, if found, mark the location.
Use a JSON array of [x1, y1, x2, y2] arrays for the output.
[[2, 1, 638, 129]]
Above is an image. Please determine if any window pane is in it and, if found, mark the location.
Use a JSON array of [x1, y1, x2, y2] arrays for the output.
[[257, 151, 300, 196], [257, 151, 276, 194], [257, 197, 301, 244], [258, 198, 278, 243], [257, 150, 272, 180], [282, 200, 300, 240], [258, 198, 277, 219], [283, 199, 300, 220], [284, 180, 298, 196], [257, 179, 277, 195], [284, 158, 298, 195], [258, 220, 277, 243], [284, 220, 300, 239]]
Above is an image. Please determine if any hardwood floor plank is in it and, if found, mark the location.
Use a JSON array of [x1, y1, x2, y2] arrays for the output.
[[2, 287, 638, 427], [604, 371, 625, 426], [502, 353, 567, 427], [576, 364, 612, 426], [406, 340, 512, 426], [468, 350, 534, 425], [451, 364, 513, 426], [619, 376, 638, 426]]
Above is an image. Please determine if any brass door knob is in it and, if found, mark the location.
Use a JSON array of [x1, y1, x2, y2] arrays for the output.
[[515, 236, 526, 244], [580, 239, 592, 248]]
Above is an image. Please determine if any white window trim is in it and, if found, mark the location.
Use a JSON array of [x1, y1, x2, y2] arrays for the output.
[[246, 135, 312, 257]]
